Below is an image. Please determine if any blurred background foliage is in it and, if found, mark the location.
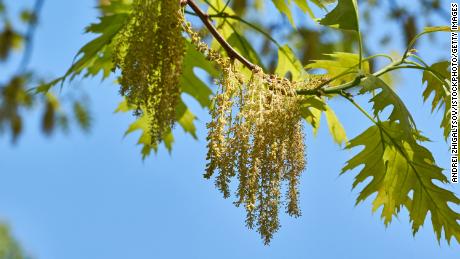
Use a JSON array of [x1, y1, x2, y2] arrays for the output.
[[0, 0, 91, 143], [0, 223, 28, 259]]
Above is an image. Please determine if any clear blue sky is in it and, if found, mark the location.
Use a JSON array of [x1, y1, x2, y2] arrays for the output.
[[0, 0, 459, 258]]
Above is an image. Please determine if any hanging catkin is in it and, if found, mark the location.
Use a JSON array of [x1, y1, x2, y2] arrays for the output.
[[206, 67, 307, 244], [113, 0, 185, 144], [182, 7, 313, 244]]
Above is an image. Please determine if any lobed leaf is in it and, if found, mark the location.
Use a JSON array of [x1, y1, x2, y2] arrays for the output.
[[299, 96, 326, 135], [318, 0, 359, 32], [180, 41, 218, 108], [422, 61, 451, 140], [324, 105, 347, 146], [36, 11, 129, 93], [116, 98, 198, 158], [271, 0, 295, 27], [299, 95, 347, 144], [67, 13, 128, 81], [228, 32, 265, 69], [343, 121, 460, 244], [306, 52, 369, 85], [359, 75, 416, 135], [275, 44, 305, 81], [272, 0, 334, 24], [311, 0, 336, 8], [293, 0, 315, 18]]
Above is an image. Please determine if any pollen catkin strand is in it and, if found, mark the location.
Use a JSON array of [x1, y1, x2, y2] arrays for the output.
[[114, 0, 185, 144]]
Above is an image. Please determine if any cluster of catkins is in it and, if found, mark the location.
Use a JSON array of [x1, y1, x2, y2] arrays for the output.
[[114, 1, 310, 244], [113, 0, 184, 144], [182, 16, 307, 244]]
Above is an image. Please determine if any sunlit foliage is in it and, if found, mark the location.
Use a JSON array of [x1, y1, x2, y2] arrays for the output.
[[0, 0, 457, 246]]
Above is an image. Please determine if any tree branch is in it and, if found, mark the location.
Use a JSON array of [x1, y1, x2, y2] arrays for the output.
[[185, 0, 256, 70], [17, 0, 45, 74], [183, 0, 425, 98]]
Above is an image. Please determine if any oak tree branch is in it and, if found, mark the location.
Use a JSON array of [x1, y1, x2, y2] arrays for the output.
[[185, 0, 256, 70]]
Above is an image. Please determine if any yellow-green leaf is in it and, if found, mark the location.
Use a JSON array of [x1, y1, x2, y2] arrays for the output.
[[180, 42, 218, 108], [324, 106, 347, 146], [422, 61, 450, 140], [306, 52, 369, 85], [275, 45, 305, 80], [272, 0, 296, 27], [299, 96, 326, 135], [343, 121, 460, 244], [116, 98, 198, 158], [293, 0, 314, 18], [318, 0, 359, 31], [359, 75, 416, 135]]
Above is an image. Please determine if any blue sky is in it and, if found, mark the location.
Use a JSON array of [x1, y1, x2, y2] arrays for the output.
[[0, 0, 459, 258]]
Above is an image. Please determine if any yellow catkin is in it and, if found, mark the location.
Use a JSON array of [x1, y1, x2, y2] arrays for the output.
[[209, 66, 307, 244], [113, 0, 184, 144], [181, 10, 311, 244]]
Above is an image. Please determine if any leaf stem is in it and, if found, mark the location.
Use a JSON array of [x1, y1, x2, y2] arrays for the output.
[[358, 30, 363, 70], [340, 92, 378, 124], [305, 54, 396, 93], [355, 0, 363, 70], [408, 54, 429, 67], [298, 59, 402, 95]]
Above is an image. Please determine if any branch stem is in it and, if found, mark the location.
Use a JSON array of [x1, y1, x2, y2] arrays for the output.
[[17, 0, 45, 74], [301, 59, 406, 95], [185, 0, 256, 70]]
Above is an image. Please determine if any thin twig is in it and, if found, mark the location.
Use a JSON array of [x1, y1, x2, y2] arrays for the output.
[[185, 0, 256, 70], [17, 0, 45, 74]]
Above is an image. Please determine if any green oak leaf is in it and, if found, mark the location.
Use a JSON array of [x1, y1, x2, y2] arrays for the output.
[[99, 0, 132, 14], [275, 45, 305, 80], [67, 12, 127, 81], [359, 75, 416, 135], [299, 96, 326, 135], [272, 0, 333, 22], [343, 121, 460, 244], [36, 11, 129, 93], [299, 96, 347, 144], [180, 41, 218, 108], [122, 111, 167, 158], [115, 98, 198, 158], [272, 0, 295, 27], [311, 0, 336, 8], [306, 52, 369, 85], [324, 105, 347, 146], [228, 33, 265, 69], [207, 0, 265, 71], [422, 61, 450, 140], [208, 0, 237, 45], [293, 0, 315, 18], [318, 0, 359, 31]]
